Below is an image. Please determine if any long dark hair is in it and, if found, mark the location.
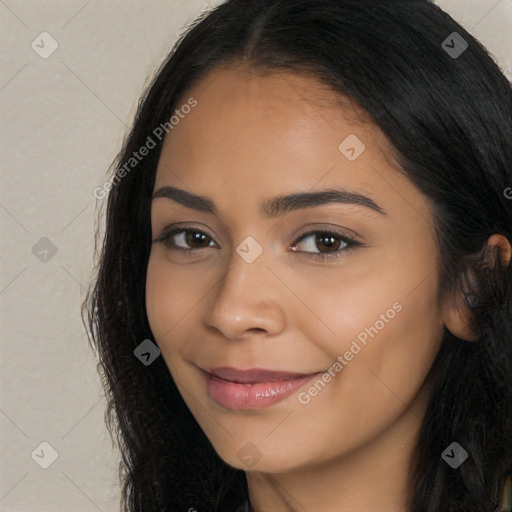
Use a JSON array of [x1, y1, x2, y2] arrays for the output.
[[83, 1, 512, 510]]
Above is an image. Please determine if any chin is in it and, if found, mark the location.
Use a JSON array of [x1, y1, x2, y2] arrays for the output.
[[209, 435, 318, 475]]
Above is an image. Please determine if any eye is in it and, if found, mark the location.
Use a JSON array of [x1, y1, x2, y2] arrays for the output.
[[153, 225, 362, 261], [153, 228, 217, 251], [291, 231, 361, 260]]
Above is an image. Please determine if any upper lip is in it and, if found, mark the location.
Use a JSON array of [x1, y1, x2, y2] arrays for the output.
[[203, 367, 319, 383]]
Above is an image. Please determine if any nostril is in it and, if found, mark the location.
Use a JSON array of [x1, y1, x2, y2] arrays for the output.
[[247, 328, 266, 334]]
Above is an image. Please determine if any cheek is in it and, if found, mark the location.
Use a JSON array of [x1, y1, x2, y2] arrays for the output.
[[288, 223, 442, 359], [335, 298, 443, 445], [286, 244, 443, 424], [346, 281, 442, 430], [145, 253, 198, 353], [369, 277, 444, 400], [290, 296, 443, 460], [283, 257, 441, 360]]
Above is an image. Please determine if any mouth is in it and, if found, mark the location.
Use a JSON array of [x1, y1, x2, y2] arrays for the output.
[[200, 366, 322, 410]]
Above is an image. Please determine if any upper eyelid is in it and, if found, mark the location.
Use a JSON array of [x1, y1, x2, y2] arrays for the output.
[[153, 224, 216, 243]]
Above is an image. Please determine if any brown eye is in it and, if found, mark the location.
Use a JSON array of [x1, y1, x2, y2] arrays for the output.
[[154, 228, 216, 250], [294, 231, 348, 254], [291, 229, 363, 261], [315, 233, 342, 252], [185, 231, 211, 248]]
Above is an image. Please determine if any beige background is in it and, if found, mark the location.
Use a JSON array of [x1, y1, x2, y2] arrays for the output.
[[1, 1, 510, 511]]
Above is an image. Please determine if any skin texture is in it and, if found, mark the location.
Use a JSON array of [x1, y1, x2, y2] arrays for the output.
[[145, 65, 482, 512]]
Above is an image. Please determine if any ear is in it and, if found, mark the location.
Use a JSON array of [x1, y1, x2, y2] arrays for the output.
[[487, 233, 511, 267], [441, 288, 479, 342], [441, 234, 511, 342]]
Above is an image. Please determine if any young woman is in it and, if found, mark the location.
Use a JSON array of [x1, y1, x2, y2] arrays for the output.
[[84, 1, 512, 510]]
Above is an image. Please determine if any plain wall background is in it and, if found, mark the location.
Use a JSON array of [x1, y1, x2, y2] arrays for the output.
[[1, 1, 510, 511]]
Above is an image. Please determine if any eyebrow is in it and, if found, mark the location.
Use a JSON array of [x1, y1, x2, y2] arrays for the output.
[[152, 186, 386, 217]]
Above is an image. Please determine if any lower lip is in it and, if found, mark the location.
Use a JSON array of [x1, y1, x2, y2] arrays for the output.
[[204, 372, 319, 410]]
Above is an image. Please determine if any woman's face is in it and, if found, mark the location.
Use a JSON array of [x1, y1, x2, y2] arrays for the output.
[[146, 65, 446, 474]]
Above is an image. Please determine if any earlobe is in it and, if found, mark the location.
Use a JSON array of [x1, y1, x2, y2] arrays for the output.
[[442, 234, 511, 342], [441, 290, 479, 342]]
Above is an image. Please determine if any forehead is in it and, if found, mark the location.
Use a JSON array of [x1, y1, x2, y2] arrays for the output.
[[156, 65, 392, 175], [153, 64, 430, 230], [183, 64, 373, 134], [201, 65, 339, 106]]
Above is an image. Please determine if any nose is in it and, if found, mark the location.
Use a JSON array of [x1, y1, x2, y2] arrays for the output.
[[202, 249, 287, 341]]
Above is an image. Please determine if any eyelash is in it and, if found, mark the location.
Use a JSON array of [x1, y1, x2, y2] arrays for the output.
[[153, 226, 363, 261]]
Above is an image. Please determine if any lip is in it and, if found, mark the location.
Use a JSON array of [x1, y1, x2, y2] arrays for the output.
[[201, 367, 321, 410]]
